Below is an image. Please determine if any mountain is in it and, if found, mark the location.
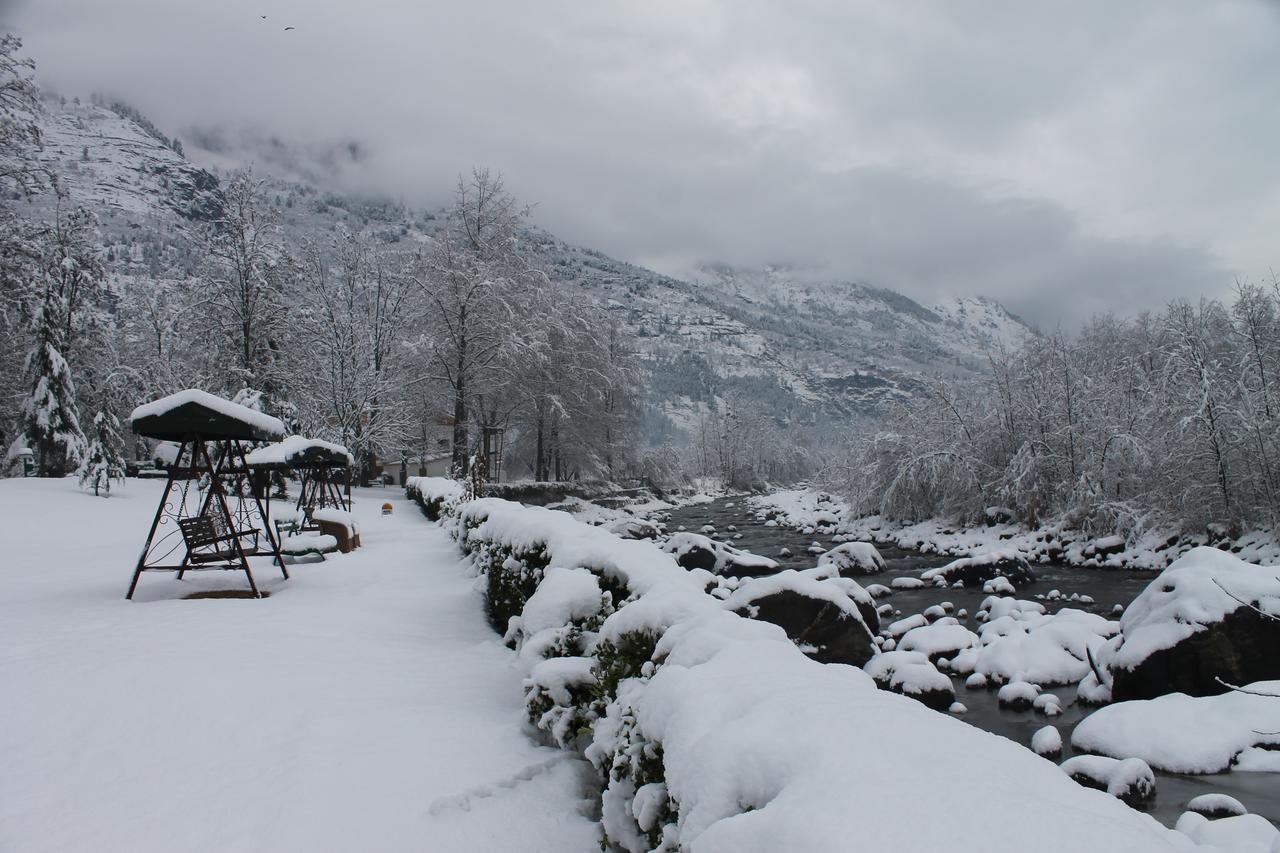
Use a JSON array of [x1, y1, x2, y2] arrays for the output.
[[22, 96, 1034, 436]]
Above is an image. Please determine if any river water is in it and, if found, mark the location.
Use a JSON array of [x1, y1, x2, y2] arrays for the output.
[[663, 496, 1280, 831]]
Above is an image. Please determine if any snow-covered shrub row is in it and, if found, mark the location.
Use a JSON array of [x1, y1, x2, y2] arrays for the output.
[[405, 476, 464, 522], [410, 489, 1193, 852]]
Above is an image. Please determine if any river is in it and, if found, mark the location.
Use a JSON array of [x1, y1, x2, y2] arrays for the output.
[[663, 496, 1280, 831]]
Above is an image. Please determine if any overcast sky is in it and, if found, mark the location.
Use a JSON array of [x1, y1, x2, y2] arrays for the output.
[[7, 0, 1280, 327]]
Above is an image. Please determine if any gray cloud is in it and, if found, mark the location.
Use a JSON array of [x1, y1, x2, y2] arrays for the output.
[[9, 0, 1278, 327]]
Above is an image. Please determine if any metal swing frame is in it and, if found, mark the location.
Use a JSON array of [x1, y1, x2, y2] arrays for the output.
[[126, 436, 287, 599]]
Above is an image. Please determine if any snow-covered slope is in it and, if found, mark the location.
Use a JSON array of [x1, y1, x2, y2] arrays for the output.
[[29, 95, 223, 227]]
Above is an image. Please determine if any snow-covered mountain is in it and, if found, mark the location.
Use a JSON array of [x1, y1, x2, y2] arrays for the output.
[[24, 97, 1034, 428], [29, 95, 222, 227]]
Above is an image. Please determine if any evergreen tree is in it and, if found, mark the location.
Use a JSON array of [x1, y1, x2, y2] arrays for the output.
[[18, 208, 103, 476], [21, 327, 85, 477], [78, 410, 126, 496]]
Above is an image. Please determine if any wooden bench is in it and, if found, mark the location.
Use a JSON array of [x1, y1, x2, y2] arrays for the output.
[[177, 516, 259, 564]]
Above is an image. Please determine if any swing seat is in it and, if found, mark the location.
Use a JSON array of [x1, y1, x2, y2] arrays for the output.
[[177, 517, 260, 565]]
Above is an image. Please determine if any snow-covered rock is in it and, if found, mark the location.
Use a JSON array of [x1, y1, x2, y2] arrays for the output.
[[1076, 672, 1112, 706], [1232, 746, 1280, 772], [863, 650, 956, 711], [660, 532, 779, 577], [816, 541, 886, 576], [1186, 793, 1248, 819], [897, 622, 979, 663], [1174, 811, 1280, 853], [890, 576, 926, 590], [1032, 725, 1062, 758], [725, 569, 878, 666], [864, 583, 893, 599], [951, 605, 1117, 688], [609, 518, 662, 540], [921, 550, 1036, 589], [1070, 681, 1280, 773], [1059, 755, 1156, 805], [997, 681, 1039, 710], [1100, 546, 1280, 700]]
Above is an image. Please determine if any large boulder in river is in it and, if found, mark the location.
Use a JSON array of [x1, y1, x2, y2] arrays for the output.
[[817, 542, 886, 576], [1101, 547, 1280, 701], [921, 549, 1036, 589], [724, 568, 878, 666], [660, 532, 779, 577]]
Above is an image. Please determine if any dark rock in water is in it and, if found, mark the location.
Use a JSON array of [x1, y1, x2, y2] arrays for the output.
[[1060, 756, 1156, 807], [608, 518, 661, 541], [1109, 607, 1280, 701], [1186, 793, 1248, 819], [734, 588, 877, 667], [1105, 547, 1280, 701], [922, 554, 1036, 589], [661, 532, 780, 577], [864, 651, 955, 710]]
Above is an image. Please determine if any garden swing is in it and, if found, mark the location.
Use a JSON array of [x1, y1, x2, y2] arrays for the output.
[[125, 390, 288, 600], [245, 435, 355, 556]]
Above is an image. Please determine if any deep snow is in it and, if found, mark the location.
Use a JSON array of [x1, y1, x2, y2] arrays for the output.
[[0, 478, 597, 853]]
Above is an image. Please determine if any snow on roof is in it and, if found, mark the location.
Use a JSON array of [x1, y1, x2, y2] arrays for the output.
[[244, 435, 353, 469], [128, 390, 286, 441]]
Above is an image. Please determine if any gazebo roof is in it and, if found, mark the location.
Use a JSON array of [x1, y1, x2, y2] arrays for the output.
[[245, 435, 354, 470], [129, 390, 287, 442]]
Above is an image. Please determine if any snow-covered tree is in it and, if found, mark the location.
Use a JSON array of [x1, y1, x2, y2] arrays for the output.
[[200, 170, 291, 393], [17, 207, 103, 477], [296, 226, 416, 484], [0, 34, 46, 198], [77, 409, 126, 496], [416, 169, 532, 470]]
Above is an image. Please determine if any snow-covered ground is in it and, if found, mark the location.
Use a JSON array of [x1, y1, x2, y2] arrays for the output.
[[0, 478, 597, 853]]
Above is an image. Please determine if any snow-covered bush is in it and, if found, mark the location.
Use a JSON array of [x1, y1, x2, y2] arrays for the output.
[[406, 476, 464, 521]]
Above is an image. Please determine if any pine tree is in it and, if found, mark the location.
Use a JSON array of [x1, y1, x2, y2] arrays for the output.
[[18, 208, 103, 477], [22, 328, 86, 477], [78, 410, 126, 497]]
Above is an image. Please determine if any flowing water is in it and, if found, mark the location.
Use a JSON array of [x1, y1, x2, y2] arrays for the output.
[[663, 496, 1280, 830]]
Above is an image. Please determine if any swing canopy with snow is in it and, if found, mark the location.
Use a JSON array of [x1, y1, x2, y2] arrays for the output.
[[244, 435, 354, 521], [125, 390, 288, 600]]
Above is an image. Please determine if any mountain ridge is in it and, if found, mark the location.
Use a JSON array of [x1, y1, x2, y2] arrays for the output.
[[22, 96, 1034, 436]]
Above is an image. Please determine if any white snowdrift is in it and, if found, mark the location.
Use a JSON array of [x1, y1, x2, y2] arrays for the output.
[[1071, 682, 1280, 773]]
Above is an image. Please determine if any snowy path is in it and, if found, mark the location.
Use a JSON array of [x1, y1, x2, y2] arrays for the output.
[[0, 479, 598, 853]]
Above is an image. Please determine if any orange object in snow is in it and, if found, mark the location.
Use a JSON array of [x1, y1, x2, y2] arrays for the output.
[[381, 503, 393, 515]]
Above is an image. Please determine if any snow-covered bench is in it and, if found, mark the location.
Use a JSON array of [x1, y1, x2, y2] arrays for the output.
[[313, 507, 360, 552], [279, 532, 338, 560]]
